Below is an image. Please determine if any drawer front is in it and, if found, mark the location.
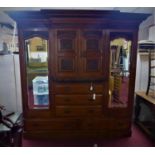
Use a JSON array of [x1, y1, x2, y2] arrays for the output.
[[25, 119, 82, 131], [54, 83, 103, 94], [81, 119, 130, 130], [109, 120, 130, 130], [55, 95, 103, 105], [56, 106, 102, 116], [81, 119, 100, 130], [81, 119, 111, 130]]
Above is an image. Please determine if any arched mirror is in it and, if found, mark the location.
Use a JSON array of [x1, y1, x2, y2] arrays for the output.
[[109, 37, 132, 108], [25, 35, 49, 109]]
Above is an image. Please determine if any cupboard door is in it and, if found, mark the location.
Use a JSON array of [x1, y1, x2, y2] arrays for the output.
[[108, 31, 134, 109], [54, 29, 78, 79], [80, 30, 104, 79], [24, 31, 50, 110]]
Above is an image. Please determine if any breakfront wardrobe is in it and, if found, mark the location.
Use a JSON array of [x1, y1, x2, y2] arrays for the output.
[[8, 10, 150, 139]]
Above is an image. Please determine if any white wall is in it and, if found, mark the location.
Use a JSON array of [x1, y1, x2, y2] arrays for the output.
[[14, 54, 22, 112], [135, 54, 149, 92], [138, 15, 154, 41], [0, 54, 22, 112], [135, 8, 155, 92]]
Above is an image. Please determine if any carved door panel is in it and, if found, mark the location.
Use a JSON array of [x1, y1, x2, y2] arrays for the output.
[[54, 29, 78, 79], [80, 30, 104, 80]]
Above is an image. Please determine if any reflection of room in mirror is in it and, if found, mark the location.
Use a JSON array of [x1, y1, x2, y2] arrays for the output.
[[25, 36, 49, 109], [25, 37, 48, 63], [109, 38, 131, 108]]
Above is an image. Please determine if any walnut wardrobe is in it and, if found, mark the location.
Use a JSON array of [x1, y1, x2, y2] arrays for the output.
[[8, 10, 150, 139]]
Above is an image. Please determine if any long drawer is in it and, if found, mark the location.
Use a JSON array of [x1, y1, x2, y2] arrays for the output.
[[53, 83, 103, 94], [24, 118, 130, 131], [55, 94, 103, 105], [56, 106, 102, 116]]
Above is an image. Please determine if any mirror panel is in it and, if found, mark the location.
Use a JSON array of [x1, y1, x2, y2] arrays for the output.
[[25, 36, 49, 109], [109, 38, 132, 108]]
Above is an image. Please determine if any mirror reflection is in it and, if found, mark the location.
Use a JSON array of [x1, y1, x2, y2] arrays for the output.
[[25, 36, 49, 109], [109, 38, 131, 108]]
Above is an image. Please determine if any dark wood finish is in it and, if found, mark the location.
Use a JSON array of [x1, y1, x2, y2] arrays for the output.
[[55, 95, 103, 105], [53, 83, 103, 94], [7, 10, 150, 139], [56, 106, 102, 116], [55, 29, 78, 79], [79, 30, 104, 78]]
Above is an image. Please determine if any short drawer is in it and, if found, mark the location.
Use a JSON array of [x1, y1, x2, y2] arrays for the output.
[[56, 106, 102, 116], [55, 95, 103, 105], [81, 119, 100, 130], [85, 119, 130, 130], [109, 120, 130, 130], [24, 119, 83, 131], [79, 118, 111, 130], [53, 83, 103, 94]]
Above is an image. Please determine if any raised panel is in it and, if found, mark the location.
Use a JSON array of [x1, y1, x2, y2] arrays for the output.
[[57, 30, 76, 53], [82, 30, 102, 53], [58, 58, 74, 72], [86, 59, 99, 72], [55, 29, 78, 78], [86, 39, 99, 51], [60, 39, 73, 50], [80, 30, 104, 78]]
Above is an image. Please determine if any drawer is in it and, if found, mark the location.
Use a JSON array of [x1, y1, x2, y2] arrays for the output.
[[109, 120, 130, 130], [54, 83, 103, 94], [81, 119, 100, 130], [56, 106, 102, 116], [55, 95, 103, 105], [82, 119, 111, 130], [24, 119, 83, 131], [81, 119, 130, 130]]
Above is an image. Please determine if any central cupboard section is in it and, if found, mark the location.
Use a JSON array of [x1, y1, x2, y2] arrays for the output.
[[52, 29, 106, 117], [52, 29, 105, 79]]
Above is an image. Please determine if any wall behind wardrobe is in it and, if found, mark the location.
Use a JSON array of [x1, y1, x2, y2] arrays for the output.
[[135, 8, 155, 92], [0, 54, 22, 112]]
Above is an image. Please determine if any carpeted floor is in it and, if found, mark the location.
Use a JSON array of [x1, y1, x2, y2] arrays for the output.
[[22, 124, 155, 147]]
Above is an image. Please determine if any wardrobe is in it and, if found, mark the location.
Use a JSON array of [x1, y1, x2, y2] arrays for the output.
[[8, 10, 150, 139]]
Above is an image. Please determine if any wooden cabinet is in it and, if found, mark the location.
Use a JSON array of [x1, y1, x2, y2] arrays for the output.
[[54, 29, 78, 78], [8, 10, 150, 139], [79, 30, 104, 78], [54, 29, 104, 80]]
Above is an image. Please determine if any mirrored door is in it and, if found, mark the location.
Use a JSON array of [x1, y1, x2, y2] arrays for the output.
[[108, 33, 132, 108], [24, 34, 49, 109]]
